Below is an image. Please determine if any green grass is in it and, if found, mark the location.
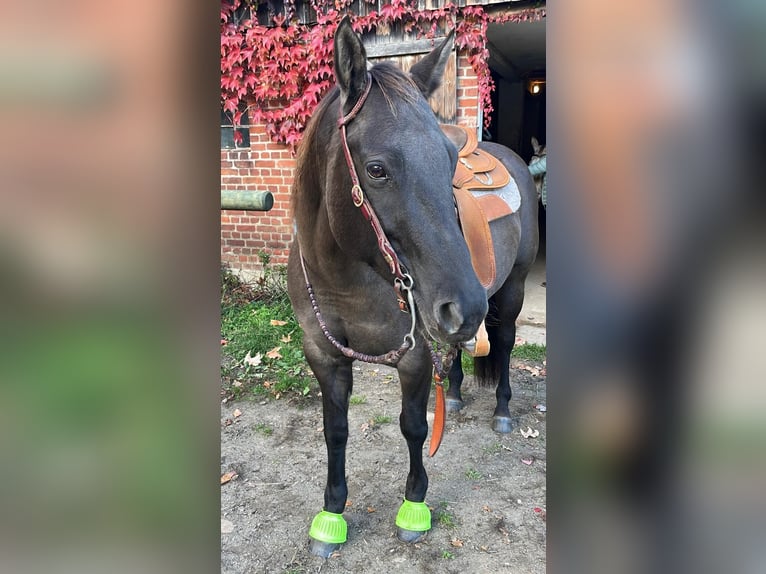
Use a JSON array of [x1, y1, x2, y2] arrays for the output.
[[349, 395, 367, 405], [482, 442, 502, 455], [372, 414, 392, 425], [512, 343, 546, 362], [434, 502, 456, 528], [221, 264, 313, 399], [465, 467, 483, 480], [460, 342, 546, 373], [442, 550, 455, 559], [253, 423, 273, 436]]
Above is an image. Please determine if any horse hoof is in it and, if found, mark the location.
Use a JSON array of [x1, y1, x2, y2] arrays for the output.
[[397, 528, 428, 543], [309, 538, 341, 558], [395, 499, 431, 543], [308, 510, 347, 557], [492, 416, 514, 434], [445, 398, 464, 413]]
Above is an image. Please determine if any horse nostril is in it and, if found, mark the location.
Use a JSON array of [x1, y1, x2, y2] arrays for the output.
[[436, 301, 464, 336]]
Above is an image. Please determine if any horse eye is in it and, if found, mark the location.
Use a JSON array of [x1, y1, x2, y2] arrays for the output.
[[366, 163, 387, 180]]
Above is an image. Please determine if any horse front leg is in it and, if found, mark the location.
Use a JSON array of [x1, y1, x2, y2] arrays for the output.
[[304, 345, 353, 557], [395, 351, 433, 542]]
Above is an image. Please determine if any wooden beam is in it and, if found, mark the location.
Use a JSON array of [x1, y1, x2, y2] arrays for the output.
[[365, 37, 447, 58]]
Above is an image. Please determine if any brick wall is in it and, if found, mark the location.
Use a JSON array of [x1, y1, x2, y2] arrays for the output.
[[221, 50, 480, 276], [456, 53, 480, 127], [220, 123, 295, 273]]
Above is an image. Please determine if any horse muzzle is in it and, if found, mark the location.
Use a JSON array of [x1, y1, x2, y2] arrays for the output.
[[430, 294, 488, 345]]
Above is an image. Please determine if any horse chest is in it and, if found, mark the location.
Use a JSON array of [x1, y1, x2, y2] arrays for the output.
[[321, 281, 412, 354]]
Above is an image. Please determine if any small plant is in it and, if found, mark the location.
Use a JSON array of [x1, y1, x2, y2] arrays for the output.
[[461, 351, 473, 374], [221, 261, 313, 400], [465, 467, 483, 480], [482, 442, 502, 455], [442, 550, 455, 560], [349, 395, 367, 405], [512, 343, 546, 362], [254, 423, 273, 436], [372, 414, 392, 425], [434, 502, 456, 528]]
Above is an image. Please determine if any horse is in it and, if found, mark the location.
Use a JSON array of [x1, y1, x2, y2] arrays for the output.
[[529, 135, 547, 208], [287, 17, 539, 557]]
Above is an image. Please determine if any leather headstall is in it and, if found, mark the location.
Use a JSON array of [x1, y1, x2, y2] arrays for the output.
[[336, 73, 414, 313]]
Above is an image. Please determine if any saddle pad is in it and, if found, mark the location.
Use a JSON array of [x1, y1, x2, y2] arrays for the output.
[[471, 173, 521, 215]]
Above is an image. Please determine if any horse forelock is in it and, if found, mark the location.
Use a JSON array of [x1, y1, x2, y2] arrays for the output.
[[368, 62, 420, 115]]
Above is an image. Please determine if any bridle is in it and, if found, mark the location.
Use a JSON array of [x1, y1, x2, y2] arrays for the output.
[[298, 73, 456, 455]]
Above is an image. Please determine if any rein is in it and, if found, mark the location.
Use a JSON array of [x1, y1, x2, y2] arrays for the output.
[[298, 72, 456, 456]]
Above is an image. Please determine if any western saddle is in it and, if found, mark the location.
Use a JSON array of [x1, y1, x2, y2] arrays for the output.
[[441, 124, 516, 357]]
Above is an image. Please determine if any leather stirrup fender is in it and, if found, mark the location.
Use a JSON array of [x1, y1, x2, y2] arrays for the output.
[[453, 187, 496, 289]]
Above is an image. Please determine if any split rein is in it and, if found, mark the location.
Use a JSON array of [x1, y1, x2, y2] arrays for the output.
[[298, 74, 455, 454]]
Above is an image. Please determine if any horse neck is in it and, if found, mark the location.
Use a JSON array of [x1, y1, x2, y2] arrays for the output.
[[293, 115, 358, 279]]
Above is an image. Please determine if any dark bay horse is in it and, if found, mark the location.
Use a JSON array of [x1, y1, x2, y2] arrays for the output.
[[287, 17, 538, 557]]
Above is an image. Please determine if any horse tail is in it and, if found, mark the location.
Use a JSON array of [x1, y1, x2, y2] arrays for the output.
[[473, 353, 501, 387]]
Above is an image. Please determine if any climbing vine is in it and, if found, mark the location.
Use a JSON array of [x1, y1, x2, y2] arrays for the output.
[[221, 0, 545, 150]]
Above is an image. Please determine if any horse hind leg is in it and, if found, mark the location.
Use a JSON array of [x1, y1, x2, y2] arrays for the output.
[[445, 349, 465, 412], [304, 347, 354, 557], [475, 268, 527, 433], [395, 354, 434, 543]]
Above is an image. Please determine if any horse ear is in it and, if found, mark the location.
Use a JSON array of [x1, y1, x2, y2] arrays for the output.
[[409, 30, 455, 98], [531, 136, 541, 154], [334, 16, 368, 111]]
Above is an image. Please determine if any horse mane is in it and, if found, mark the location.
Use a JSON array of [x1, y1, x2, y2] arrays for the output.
[[292, 62, 421, 223]]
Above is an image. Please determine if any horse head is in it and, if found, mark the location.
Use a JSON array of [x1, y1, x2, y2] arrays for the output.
[[320, 17, 487, 345]]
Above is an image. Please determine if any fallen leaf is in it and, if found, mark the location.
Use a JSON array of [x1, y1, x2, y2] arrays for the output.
[[345, 500, 352, 507], [243, 351, 262, 367], [482, 505, 491, 513], [520, 427, 540, 439], [450, 538, 464, 548], [221, 339, 228, 346], [270, 319, 288, 326], [480, 545, 489, 552], [520, 365, 541, 376], [534, 507, 543, 513], [280, 334, 292, 343], [221, 519, 234, 533], [274, 392, 281, 400], [232, 380, 242, 388], [521, 457, 534, 465], [232, 408, 242, 418], [266, 346, 282, 360], [263, 381, 272, 388], [367, 506, 376, 513], [220, 471, 238, 485], [223, 418, 233, 427]]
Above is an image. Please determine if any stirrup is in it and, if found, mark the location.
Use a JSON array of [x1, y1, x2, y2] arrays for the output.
[[461, 320, 490, 357]]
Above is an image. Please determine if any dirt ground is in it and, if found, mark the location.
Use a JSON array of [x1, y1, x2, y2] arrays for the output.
[[221, 358, 546, 574]]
